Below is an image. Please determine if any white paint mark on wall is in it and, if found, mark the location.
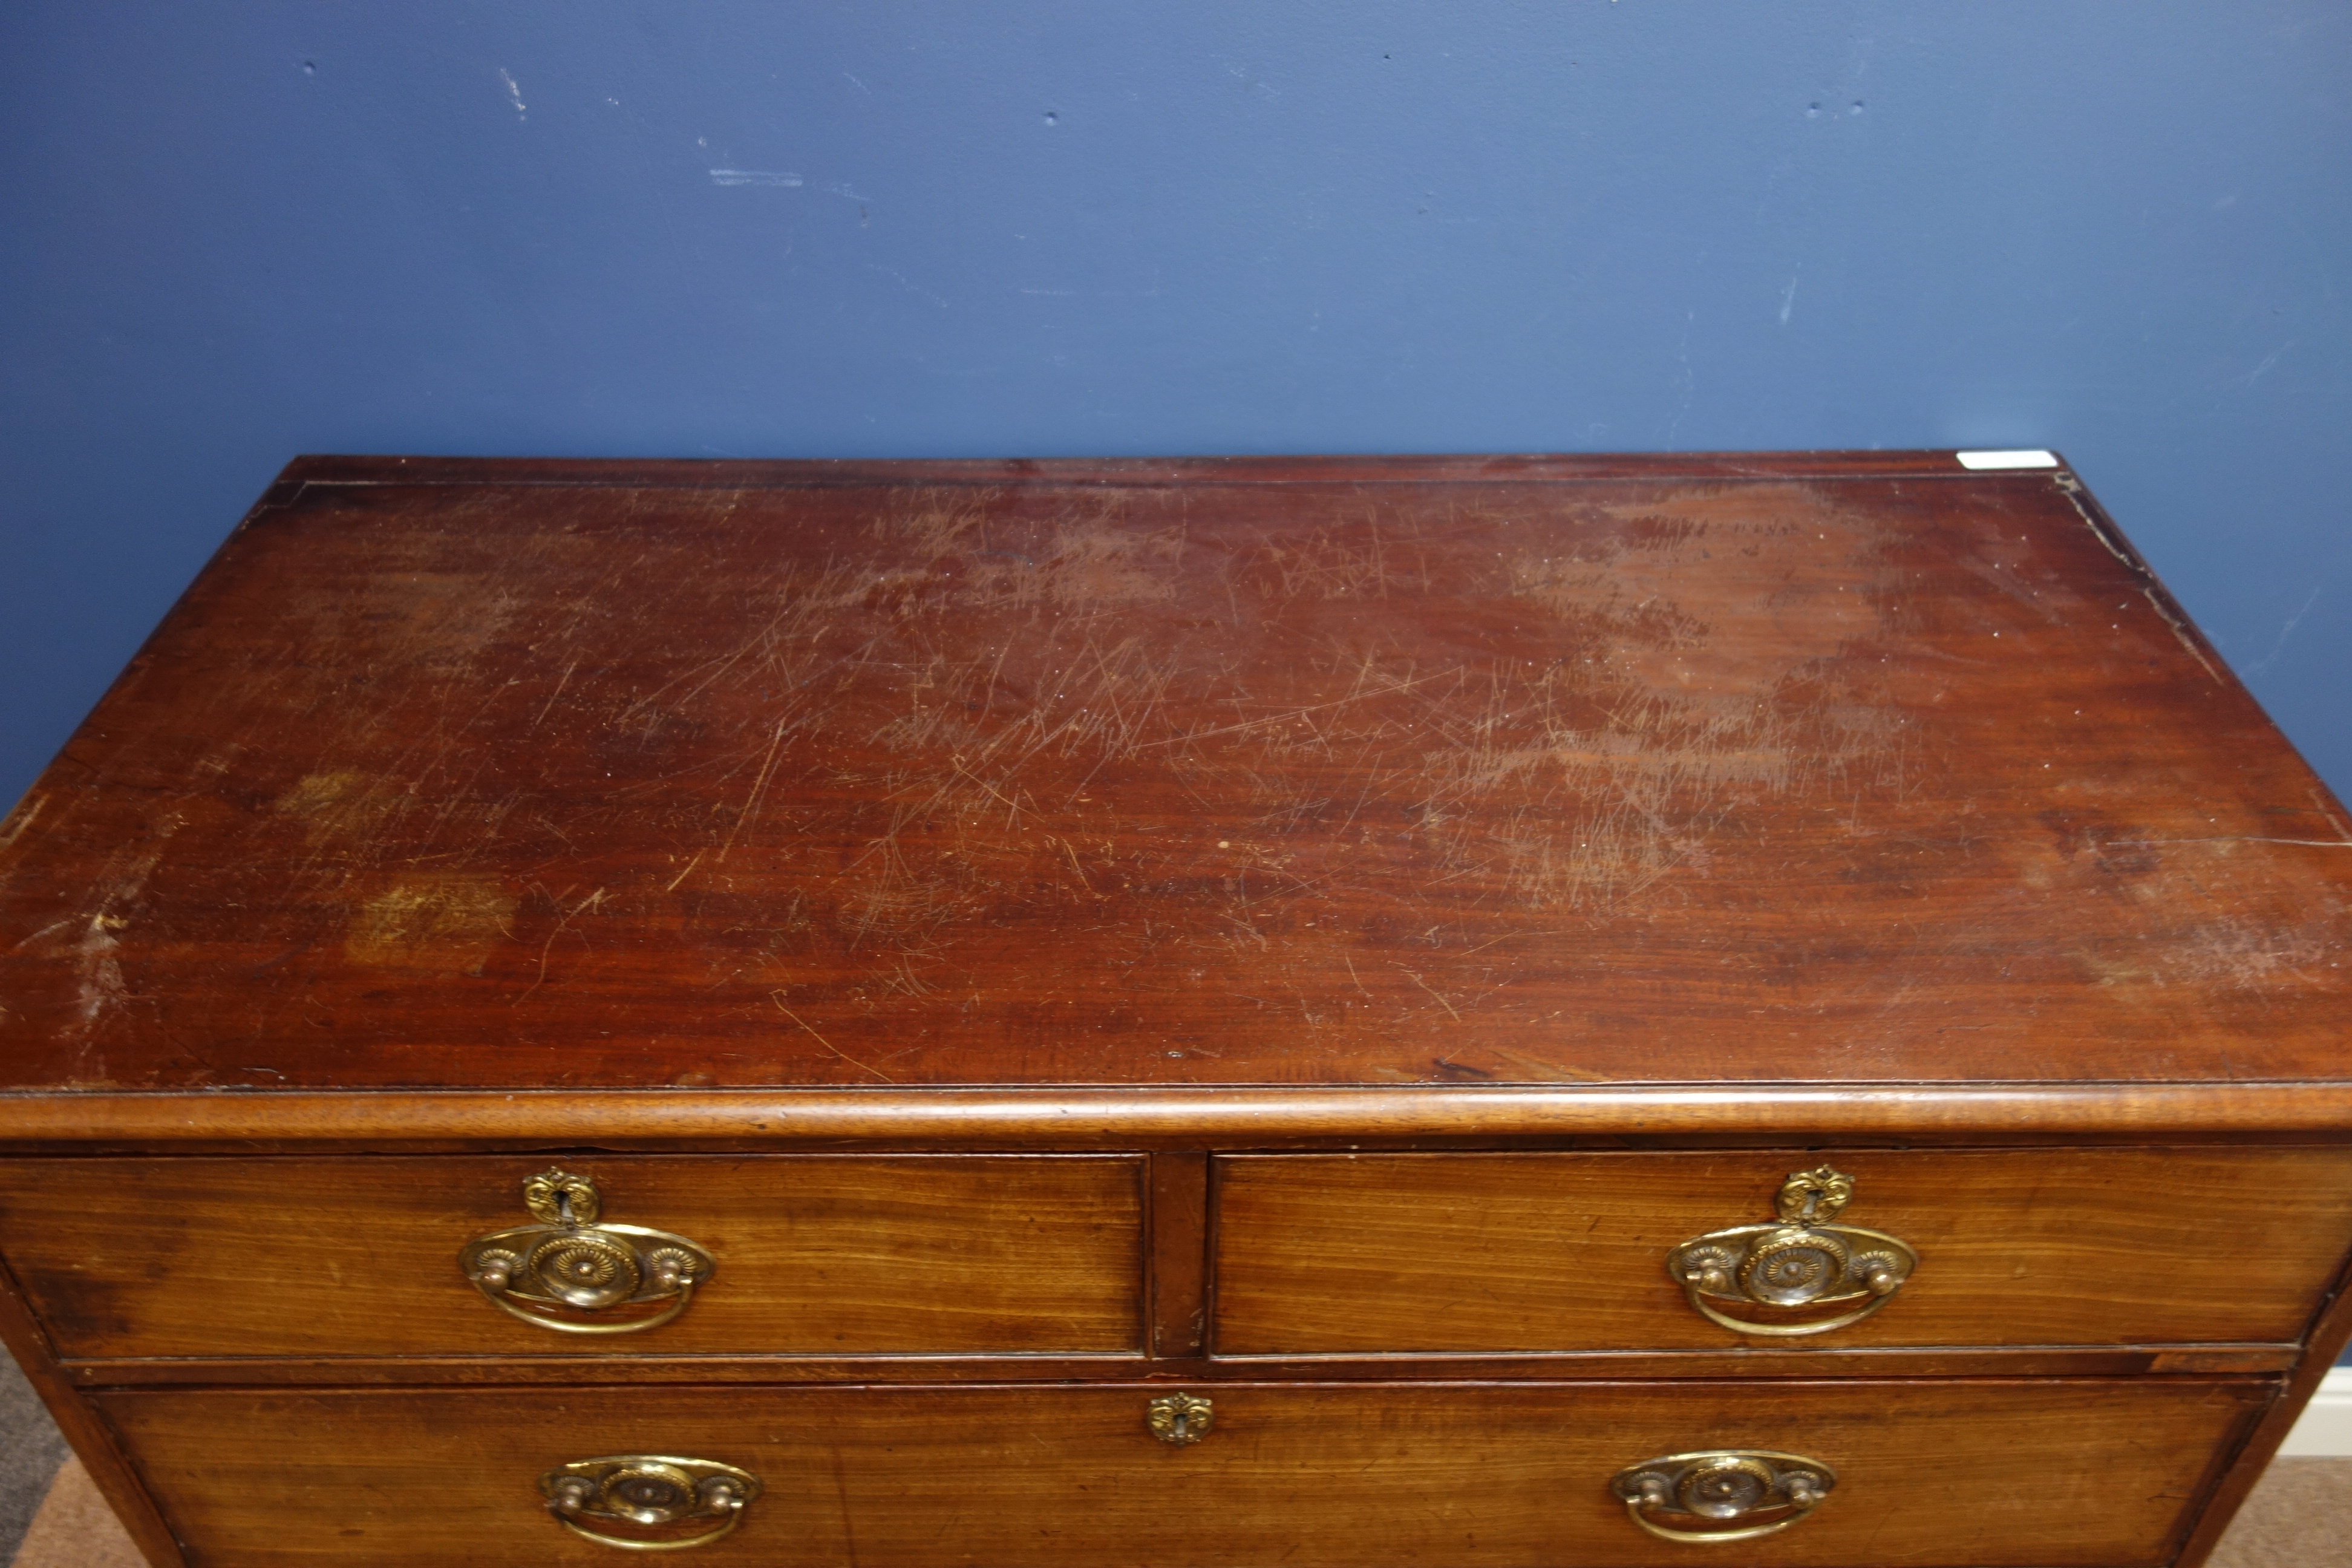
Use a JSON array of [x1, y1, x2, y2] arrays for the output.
[[498, 68, 526, 119], [1955, 449, 2058, 469], [2233, 339, 2295, 387], [2247, 582, 2327, 675], [1779, 274, 1799, 325], [1665, 310, 1695, 445], [710, 169, 805, 187], [866, 263, 949, 309]]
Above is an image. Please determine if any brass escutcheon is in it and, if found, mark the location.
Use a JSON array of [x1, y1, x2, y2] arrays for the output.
[[459, 1169, 716, 1335], [1147, 1393, 1215, 1445], [1610, 1449, 1835, 1544], [540, 1455, 760, 1552], [1664, 1165, 1917, 1338]]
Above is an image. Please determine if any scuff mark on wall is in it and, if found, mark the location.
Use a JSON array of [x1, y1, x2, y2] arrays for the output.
[[865, 263, 947, 309], [2247, 583, 2325, 676]]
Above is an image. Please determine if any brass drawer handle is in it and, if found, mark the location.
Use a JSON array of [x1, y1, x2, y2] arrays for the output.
[[1610, 1450, 1834, 1544], [459, 1169, 715, 1336], [540, 1456, 760, 1552], [1665, 1165, 1916, 1337], [1148, 1393, 1215, 1445]]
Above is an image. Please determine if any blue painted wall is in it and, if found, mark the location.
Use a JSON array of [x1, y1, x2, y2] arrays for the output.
[[2, 2, 2347, 814]]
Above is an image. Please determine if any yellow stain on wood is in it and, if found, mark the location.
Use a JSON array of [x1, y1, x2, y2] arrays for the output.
[[346, 875, 515, 972], [273, 772, 399, 848]]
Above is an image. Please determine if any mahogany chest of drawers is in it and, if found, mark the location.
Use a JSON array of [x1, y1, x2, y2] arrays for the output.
[[1, 452, 2348, 1567]]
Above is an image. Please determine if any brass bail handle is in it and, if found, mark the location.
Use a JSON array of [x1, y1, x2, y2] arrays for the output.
[[1611, 1451, 1835, 1544], [459, 1169, 716, 1336], [1665, 1164, 1918, 1338], [541, 1457, 760, 1552]]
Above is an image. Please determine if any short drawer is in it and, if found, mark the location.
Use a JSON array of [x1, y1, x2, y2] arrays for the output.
[[1212, 1147, 2352, 1353], [96, 1377, 2265, 1566], [0, 1154, 1142, 1359]]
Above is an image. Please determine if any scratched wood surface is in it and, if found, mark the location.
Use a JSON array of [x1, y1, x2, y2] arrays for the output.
[[94, 1377, 2266, 1567], [0, 1155, 1143, 1360], [1, 452, 2347, 1093], [1211, 1146, 2352, 1353]]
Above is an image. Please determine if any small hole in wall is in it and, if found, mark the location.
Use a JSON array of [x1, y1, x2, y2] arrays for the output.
[[301, 60, 316, 74], [1043, 110, 1059, 125]]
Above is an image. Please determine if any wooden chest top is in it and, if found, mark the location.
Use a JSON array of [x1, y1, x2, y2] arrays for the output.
[[1, 452, 2347, 1140]]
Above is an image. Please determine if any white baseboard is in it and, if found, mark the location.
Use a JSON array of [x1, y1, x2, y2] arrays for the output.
[[2278, 1367, 2352, 1457]]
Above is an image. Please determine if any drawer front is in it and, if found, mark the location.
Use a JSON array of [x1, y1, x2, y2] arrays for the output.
[[1213, 1148, 2352, 1353], [97, 1378, 2264, 1567], [0, 1155, 1142, 1358]]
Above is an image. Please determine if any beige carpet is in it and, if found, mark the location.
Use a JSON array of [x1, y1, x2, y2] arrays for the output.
[[2203, 1458, 2352, 1567], [9, 1451, 2349, 1567], [11, 1460, 140, 1568]]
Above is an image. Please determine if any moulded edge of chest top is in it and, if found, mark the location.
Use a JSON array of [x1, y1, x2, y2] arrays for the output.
[[1, 1082, 2351, 1153]]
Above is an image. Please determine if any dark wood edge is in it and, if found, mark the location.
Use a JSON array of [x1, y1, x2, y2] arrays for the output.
[[0, 1253, 185, 1566], [56, 1344, 2298, 1390], [2056, 472, 2243, 696], [1146, 1153, 1209, 1358], [80, 1372, 2275, 1400], [270, 449, 2048, 490], [2172, 1225, 2352, 1567], [2062, 471, 2352, 826], [5, 1083, 2352, 1150], [1203, 1154, 1227, 1356], [2161, 1383, 2295, 1568]]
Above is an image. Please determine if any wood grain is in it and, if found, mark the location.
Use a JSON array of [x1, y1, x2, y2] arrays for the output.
[[1148, 1151, 1210, 1357], [49, 1344, 2304, 1388], [1212, 1147, 2352, 1353], [0, 1155, 1142, 1361], [1, 456, 2345, 1097], [10, 1082, 2352, 1150], [93, 1377, 2269, 1567]]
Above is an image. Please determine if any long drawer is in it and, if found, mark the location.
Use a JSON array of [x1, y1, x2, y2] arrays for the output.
[[95, 1378, 2267, 1567], [1212, 1147, 2352, 1353], [0, 1155, 1143, 1358]]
